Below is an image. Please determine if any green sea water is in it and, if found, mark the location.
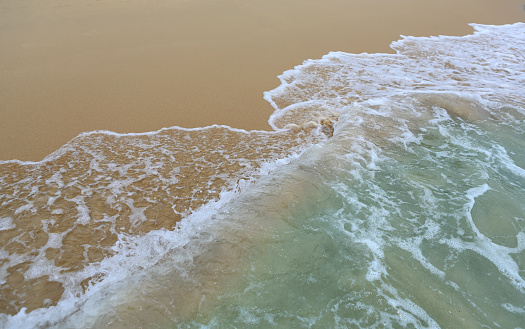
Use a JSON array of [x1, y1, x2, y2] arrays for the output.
[[172, 96, 525, 328]]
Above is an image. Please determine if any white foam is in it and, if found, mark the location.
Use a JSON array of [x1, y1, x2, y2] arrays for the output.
[[379, 290, 441, 329], [0, 217, 15, 231], [0, 124, 258, 165], [14, 203, 34, 215], [0, 149, 308, 328], [502, 303, 525, 314], [45, 233, 63, 249], [265, 23, 525, 130], [51, 209, 64, 215], [440, 184, 525, 291]]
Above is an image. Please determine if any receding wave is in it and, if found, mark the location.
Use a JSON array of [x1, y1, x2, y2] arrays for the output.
[[0, 125, 330, 317]]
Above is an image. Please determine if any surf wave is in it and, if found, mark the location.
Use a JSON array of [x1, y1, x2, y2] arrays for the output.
[[1, 23, 525, 328]]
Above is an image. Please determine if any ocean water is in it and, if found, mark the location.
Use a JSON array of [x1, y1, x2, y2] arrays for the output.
[[1, 23, 525, 328]]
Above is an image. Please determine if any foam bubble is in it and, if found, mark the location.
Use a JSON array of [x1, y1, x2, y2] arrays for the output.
[[265, 23, 525, 131], [0, 217, 15, 231]]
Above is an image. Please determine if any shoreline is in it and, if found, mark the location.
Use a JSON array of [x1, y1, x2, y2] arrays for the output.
[[1, 0, 524, 161]]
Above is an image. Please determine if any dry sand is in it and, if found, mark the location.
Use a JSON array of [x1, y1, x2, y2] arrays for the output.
[[1, 0, 524, 161]]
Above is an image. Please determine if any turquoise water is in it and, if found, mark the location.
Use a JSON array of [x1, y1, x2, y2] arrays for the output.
[[170, 96, 525, 328], [1, 24, 525, 328]]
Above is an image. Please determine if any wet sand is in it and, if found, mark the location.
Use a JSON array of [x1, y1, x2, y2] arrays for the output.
[[1, 0, 523, 161]]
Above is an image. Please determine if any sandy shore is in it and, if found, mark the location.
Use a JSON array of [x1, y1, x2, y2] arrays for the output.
[[1, 0, 523, 161]]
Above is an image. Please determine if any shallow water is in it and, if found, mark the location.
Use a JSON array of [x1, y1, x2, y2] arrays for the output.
[[1, 23, 525, 328]]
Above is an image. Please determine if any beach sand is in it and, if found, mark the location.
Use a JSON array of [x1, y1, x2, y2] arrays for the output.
[[1, 0, 523, 161]]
